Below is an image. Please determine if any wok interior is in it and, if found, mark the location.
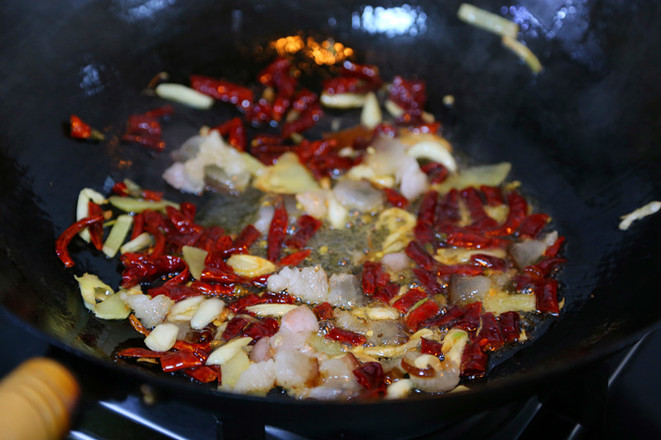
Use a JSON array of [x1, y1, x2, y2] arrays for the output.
[[1, 0, 661, 420]]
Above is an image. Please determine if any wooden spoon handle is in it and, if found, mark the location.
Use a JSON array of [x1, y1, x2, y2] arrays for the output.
[[0, 358, 80, 440]]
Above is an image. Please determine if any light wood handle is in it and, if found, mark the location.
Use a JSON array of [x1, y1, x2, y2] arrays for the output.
[[0, 358, 80, 440]]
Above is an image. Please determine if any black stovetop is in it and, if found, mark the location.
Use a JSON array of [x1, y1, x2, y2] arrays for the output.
[[1, 314, 660, 440]]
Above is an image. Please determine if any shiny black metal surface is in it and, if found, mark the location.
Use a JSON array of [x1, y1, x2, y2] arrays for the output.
[[1, 0, 661, 438]]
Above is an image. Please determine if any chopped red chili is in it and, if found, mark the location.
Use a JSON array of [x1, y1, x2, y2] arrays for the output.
[[392, 288, 428, 313], [382, 187, 409, 209], [183, 365, 221, 383], [498, 311, 520, 343], [544, 235, 566, 258], [55, 214, 105, 268], [161, 350, 206, 372], [86, 201, 105, 251], [313, 302, 334, 320], [148, 284, 201, 302], [228, 293, 263, 313], [480, 185, 504, 206], [282, 103, 323, 139], [460, 341, 488, 379], [476, 313, 505, 352], [353, 362, 386, 394], [70, 114, 104, 141], [412, 268, 445, 296], [212, 117, 246, 151], [405, 300, 441, 331], [278, 249, 312, 267], [189, 75, 253, 111], [535, 278, 560, 315], [517, 213, 550, 238], [229, 224, 261, 255], [421, 162, 449, 184], [190, 281, 235, 297], [129, 314, 150, 337], [267, 202, 288, 262], [420, 338, 445, 358], [326, 327, 366, 346], [284, 215, 322, 249], [469, 254, 508, 271], [117, 347, 164, 358]]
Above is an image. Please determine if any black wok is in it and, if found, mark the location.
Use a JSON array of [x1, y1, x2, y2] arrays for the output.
[[1, 0, 661, 438]]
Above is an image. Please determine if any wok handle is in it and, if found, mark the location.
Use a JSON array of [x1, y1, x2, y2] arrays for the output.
[[0, 357, 80, 440]]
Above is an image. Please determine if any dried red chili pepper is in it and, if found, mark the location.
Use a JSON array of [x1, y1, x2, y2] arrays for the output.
[[222, 317, 251, 340], [294, 138, 336, 164], [436, 189, 461, 223], [246, 98, 274, 126], [111, 182, 130, 197], [476, 313, 505, 352], [228, 293, 263, 313], [183, 365, 221, 383], [278, 249, 312, 267], [361, 262, 390, 297], [292, 89, 318, 112], [544, 235, 566, 258], [460, 341, 488, 379], [70, 114, 104, 141], [405, 300, 441, 331], [307, 154, 358, 180], [326, 328, 367, 346], [282, 103, 323, 139], [116, 347, 165, 359], [243, 318, 279, 341], [373, 282, 400, 304], [313, 302, 334, 320], [480, 186, 504, 206], [121, 254, 186, 287], [164, 267, 190, 286], [229, 224, 261, 255], [122, 112, 166, 152], [260, 291, 296, 304], [212, 117, 246, 151], [323, 77, 371, 95], [190, 75, 253, 111], [420, 338, 445, 358], [428, 302, 482, 332], [536, 278, 560, 315], [405, 241, 439, 272], [166, 206, 202, 235], [195, 225, 226, 252], [353, 362, 386, 394], [486, 191, 528, 237], [340, 61, 382, 88], [445, 232, 508, 249], [517, 213, 550, 238], [267, 202, 288, 262], [525, 257, 567, 278], [190, 281, 235, 297], [382, 187, 409, 209], [201, 266, 244, 284], [86, 201, 105, 251], [421, 162, 449, 184], [412, 268, 445, 296], [414, 190, 439, 245], [392, 288, 428, 313], [161, 350, 206, 372], [148, 284, 201, 302], [498, 311, 520, 343], [469, 254, 507, 271], [284, 215, 322, 249], [388, 76, 426, 121], [55, 214, 105, 268], [129, 314, 150, 336]]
